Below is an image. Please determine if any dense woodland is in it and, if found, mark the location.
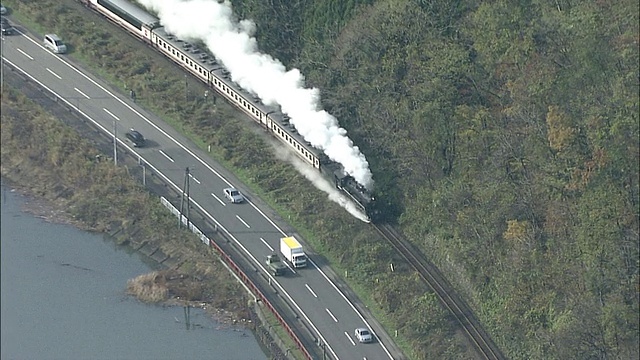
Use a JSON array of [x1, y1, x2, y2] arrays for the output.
[[233, 0, 640, 358], [3, 0, 638, 359]]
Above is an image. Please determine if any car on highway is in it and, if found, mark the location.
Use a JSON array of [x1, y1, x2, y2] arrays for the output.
[[125, 129, 146, 147], [1, 23, 13, 36], [1, 16, 13, 35], [43, 33, 67, 54], [223, 187, 244, 203], [354, 327, 373, 343], [0, 4, 7, 15]]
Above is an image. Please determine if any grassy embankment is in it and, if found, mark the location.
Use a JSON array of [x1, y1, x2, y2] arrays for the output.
[[2, 72, 304, 355], [3, 0, 476, 358], [0, 85, 248, 317]]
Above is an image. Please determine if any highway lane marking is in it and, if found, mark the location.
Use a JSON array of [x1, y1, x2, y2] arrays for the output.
[[305, 284, 318, 298], [260, 237, 274, 252], [103, 108, 120, 121], [158, 150, 174, 163], [10, 38, 383, 360], [211, 193, 226, 206], [10, 37, 396, 360], [286, 263, 297, 274], [16, 48, 34, 60], [325, 308, 338, 323], [188, 173, 201, 185], [345, 332, 356, 346], [236, 215, 251, 228], [46, 68, 62, 79], [74, 87, 91, 99], [3, 56, 344, 358]]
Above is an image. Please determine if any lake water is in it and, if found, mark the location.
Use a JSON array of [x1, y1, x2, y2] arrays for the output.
[[0, 183, 267, 360]]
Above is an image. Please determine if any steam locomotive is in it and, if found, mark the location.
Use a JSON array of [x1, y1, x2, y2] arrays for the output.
[[80, 0, 379, 221]]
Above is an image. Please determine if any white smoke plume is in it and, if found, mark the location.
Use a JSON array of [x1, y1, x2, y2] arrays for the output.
[[138, 0, 374, 189]]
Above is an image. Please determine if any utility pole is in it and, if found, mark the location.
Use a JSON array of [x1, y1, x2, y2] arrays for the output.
[[184, 74, 188, 101], [113, 120, 117, 166], [1, 29, 5, 94], [179, 167, 190, 229], [183, 305, 191, 330], [138, 157, 146, 186]]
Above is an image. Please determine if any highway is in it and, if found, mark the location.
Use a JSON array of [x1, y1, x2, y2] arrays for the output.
[[1, 21, 400, 360]]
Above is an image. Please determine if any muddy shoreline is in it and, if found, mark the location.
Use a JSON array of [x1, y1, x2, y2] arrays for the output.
[[1, 54, 287, 358]]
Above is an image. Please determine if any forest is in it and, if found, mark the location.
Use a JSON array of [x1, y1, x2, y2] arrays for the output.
[[2, 0, 638, 358], [232, 0, 639, 358]]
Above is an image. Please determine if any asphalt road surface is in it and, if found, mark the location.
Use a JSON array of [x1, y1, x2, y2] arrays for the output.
[[1, 23, 403, 360]]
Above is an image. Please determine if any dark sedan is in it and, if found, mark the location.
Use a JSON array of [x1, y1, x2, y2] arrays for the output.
[[126, 129, 146, 147]]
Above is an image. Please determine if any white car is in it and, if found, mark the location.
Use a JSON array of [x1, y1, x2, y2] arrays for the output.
[[223, 188, 244, 203], [1, 5, 7, 15], [354, 328, 373, 343], [43, 33, 67, 54]]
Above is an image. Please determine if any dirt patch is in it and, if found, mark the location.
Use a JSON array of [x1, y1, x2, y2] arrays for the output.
[[127, 269, 251, 326]]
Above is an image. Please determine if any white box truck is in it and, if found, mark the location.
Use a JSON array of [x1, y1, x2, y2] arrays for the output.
[[280, 236, 307, 268]]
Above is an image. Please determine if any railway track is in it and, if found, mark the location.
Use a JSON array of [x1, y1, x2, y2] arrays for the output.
[[374, 223, 506, 360]]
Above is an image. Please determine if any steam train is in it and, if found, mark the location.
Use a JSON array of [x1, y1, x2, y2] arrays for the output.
[[79, 0, 379, 221]]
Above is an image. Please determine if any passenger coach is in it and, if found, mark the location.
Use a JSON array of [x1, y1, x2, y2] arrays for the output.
[[86, 0, 159, 40]]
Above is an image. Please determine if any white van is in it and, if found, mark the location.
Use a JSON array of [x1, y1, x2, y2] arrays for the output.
[[44, 34, 66, 54]]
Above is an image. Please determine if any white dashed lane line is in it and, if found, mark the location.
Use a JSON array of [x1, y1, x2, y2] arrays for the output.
[[211, 193, 226, 206], [325, 308, 338, 323], [305, 284, 318, 298], [260, 237, 274, 252], [158, 150, 174, 163], [188, 173, 201, 185], [236, 215, 250, 228], [103, 108, 120, 121], [345, 332, 356, 346], [74, 87, 91, 99], [46, 68, 62, 79], [16, 48, 33, 60]]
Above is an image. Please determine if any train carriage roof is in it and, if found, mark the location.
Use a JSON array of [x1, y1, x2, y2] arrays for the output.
[[211, 65, 325, 160], [153, 27, 323, 161], [267, 111, 324, 158], [210, 67, 274, 113], [97, 0, 160, 28], [153, 28, 289, 123], [153, 28, 222, 72]]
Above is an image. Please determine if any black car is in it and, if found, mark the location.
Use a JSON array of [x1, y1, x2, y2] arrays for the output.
[[1, 17, 14, 35], [126, 129, 146, 147]]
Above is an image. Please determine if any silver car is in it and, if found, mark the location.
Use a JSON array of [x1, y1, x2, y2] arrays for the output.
[[354, 328, 372, 343], [44, 33, 67, 54], [223, 188, 244, 203]]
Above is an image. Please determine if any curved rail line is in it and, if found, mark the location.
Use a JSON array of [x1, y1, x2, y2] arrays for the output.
[[374, 223, 506, 360]]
